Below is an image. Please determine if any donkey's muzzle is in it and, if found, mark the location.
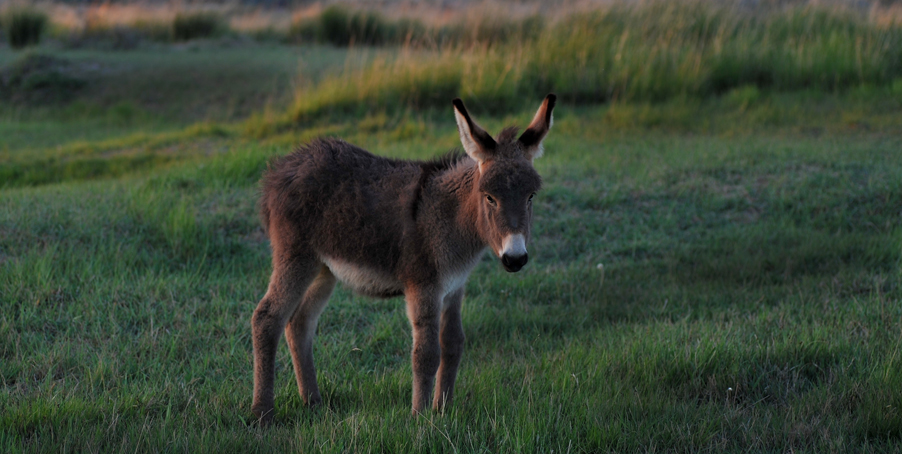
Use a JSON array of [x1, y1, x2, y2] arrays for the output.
[[501, 253, 528, 272]]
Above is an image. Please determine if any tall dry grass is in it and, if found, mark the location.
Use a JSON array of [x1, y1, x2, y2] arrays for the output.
[[281, 1, 902, 123], [26, 1, 902, 50], [32, 0, 563, 46]]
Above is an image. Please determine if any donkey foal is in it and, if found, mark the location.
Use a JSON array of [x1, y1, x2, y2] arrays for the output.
[[252, 95, 556, 423]]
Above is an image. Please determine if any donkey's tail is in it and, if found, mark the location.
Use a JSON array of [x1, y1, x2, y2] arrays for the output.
[[258, 193, 271, 236], [257, 150, 297, 237], [258, 159, 280, 237]]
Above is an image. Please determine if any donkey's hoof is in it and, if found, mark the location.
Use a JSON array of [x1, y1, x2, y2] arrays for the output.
[[305, 393, 323, 407], [252, 406, 275, 426]]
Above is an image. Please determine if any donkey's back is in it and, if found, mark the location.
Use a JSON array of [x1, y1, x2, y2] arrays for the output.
[[260, 138, 421, 241]]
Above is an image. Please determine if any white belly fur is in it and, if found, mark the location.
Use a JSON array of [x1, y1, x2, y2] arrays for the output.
[[322, 249, 486, 300], [322, 256, 403, 297]]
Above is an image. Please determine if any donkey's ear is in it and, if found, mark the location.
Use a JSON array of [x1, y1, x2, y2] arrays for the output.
[[518, 93, 556, 161], [453, 98, 496, 167]]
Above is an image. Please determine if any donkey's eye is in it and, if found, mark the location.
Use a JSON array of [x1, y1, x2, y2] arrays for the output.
[[528, 193, 536, 204], [485, 195, 496, 206]]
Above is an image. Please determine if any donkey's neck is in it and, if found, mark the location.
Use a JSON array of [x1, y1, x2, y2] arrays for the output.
[[426, 159, 486, 258], [416, 160, 487, 294]]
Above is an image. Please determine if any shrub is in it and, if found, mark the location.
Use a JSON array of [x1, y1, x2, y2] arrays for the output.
[[290, 8, 429, 46], [172, 11, 222, 42], [347, 9, 389, 45], [2, 7, 48, 49], [319, 5, 391, 46], [319, 5, 351, 45]]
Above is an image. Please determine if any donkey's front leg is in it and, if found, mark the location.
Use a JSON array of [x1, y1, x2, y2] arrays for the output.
[[405, 288, 442, 414], [433, 287, 465, 411]]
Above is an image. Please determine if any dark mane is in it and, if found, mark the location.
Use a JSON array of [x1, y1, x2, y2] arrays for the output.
[[411, 150, 468, 219], [496, 126, 520, 144], [423, 149, 468, 170]]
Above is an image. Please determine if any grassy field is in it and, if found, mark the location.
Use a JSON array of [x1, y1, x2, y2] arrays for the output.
[[2, 2, 902, 452]]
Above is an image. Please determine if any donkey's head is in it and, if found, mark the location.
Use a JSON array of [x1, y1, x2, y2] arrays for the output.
[[453, 94, 555, 273]]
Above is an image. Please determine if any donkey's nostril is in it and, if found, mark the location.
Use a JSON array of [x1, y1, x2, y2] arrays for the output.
[[501, 253, 528, 272]]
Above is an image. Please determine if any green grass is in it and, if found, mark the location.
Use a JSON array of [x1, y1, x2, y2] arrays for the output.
[[0, 43, 357, 183], [3, 2, 902, 451], [2, 114, 901, 452], [0, 44, 352, 125]]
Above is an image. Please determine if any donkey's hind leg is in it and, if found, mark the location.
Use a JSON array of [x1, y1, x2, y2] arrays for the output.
[[285, 265, 336, 407], [251, 251, 320, 424]]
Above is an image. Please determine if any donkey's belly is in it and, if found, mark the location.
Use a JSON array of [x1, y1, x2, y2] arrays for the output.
[[322, 256, 404, 298]]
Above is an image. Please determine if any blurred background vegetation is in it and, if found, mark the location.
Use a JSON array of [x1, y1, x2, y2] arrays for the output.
[[2, 0, 902, 112], [2, 0, 902, 195]]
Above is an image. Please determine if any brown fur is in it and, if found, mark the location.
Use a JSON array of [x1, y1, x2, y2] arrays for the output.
[[251, 95, 556, 423]]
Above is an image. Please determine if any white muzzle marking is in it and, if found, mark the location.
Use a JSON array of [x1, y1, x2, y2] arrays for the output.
[[501, 234, 527, 258]]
